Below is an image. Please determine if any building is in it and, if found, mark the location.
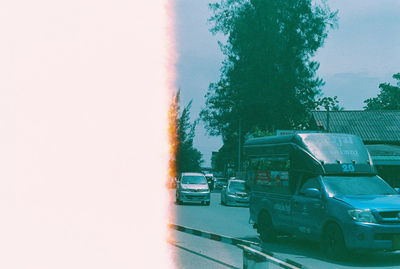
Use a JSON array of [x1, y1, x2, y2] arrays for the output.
[[312, 110, 400, 187]]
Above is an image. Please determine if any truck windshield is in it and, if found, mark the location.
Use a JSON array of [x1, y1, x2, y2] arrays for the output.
[[181, 176, 207, 184], [322, 176, 396, 196]]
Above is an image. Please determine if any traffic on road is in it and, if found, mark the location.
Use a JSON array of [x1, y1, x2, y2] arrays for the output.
[[169, 133, 400, 268]]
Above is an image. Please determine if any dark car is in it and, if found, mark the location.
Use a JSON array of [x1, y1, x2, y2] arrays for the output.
[[204, 173, 215, 191], [214, 177, 227, 190]]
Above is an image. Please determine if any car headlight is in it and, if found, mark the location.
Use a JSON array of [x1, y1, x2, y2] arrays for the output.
[[348, 209, 377, 223]]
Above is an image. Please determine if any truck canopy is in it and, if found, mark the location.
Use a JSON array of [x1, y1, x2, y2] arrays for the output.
[[244, 133, 376, 175]]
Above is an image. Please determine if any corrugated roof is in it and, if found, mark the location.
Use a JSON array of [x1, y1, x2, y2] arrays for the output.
[[312, 110, 400, 143], [366, 144, 400, 156]]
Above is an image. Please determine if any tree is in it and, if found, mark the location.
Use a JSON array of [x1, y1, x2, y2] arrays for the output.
[[315, 96, 342, 111], [169, 91, 203, 174], [201, 0, 337, 138], [200, 0, 337, 170], [364, 73, 400, 110]]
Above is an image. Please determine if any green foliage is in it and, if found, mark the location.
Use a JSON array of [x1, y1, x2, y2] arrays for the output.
[[315, 96, 342, 111], [201, 0, 337, 171], [212, 141, 236, 172], [249, 127, 275, 138], [174, 92, 203, 173], [201, 0, 338, 139], [364, 73, 400, 110]]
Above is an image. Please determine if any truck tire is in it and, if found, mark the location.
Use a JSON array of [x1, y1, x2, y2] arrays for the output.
[[322, 223, 348, 260], [258, 211, 276, 242]]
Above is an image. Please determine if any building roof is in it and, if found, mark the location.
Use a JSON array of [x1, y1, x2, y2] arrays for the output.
[[366, 144, 400, 165], [312, 110, 400, 144]]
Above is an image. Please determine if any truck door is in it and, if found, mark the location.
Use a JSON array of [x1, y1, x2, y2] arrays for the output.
[[291, 177, 325, 240]]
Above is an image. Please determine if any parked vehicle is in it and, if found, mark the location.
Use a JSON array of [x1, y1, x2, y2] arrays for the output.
[[176, 172, 210, 206], [214, 177, 228, 190], [204, 173, 215, 191], [245, 133, 400, 260], [221, 179, 249, 206]]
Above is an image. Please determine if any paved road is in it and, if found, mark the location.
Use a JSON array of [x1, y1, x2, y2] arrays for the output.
[[170, 190, 400, 269]]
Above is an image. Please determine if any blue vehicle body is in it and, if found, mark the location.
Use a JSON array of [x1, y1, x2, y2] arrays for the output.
[[245, 133, 400, 253]]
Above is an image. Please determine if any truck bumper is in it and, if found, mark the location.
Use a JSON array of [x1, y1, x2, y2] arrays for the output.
[[343, 222, 400, 251]]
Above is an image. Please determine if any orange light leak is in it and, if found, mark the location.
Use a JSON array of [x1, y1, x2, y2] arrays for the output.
[[168, 94, 178, 180], [165, 0, 178, 268]]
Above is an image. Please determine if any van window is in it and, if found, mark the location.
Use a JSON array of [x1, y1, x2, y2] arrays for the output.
[[246, 157, 291, 194], [249, 158, 290, 171]]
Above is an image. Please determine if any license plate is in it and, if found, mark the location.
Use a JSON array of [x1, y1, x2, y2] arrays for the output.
[[393, 235, 400, 249]]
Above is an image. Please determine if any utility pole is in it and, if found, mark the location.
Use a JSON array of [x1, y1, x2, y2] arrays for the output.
[[238, 119, 242, 173], [326, 107, 330, 133]]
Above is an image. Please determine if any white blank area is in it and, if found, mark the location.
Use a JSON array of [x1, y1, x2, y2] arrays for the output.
[[0, 0, 172, 268]]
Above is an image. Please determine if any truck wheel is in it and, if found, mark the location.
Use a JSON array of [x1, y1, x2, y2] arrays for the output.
[[322, 223, 348, 260], [206, 201, 210, 206], [258, 211, 276, 242]]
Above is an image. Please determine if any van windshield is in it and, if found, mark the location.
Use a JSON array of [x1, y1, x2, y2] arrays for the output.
[[322, 176, 396, 196], [181, 175, 207, 184]]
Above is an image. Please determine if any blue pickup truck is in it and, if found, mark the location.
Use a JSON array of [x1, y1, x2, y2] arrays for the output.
[[244, 133, 400, 259]]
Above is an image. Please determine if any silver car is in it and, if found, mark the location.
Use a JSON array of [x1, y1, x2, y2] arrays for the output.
[[221, 179, 249, 206], [176, 173, 210, 206]]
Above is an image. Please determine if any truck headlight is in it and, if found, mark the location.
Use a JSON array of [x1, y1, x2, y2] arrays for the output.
[[348, 209, 377, 223]]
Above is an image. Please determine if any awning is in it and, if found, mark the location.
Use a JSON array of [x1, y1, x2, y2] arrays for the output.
[[366, 144, 400, 165]]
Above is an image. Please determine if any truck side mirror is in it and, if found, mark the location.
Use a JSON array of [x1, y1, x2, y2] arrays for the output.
[[304, 188, 321, 198]]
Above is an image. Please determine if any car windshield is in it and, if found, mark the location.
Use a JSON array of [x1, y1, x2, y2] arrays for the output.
[[229, 181, 246, 192], [322, 176, 396, 196], [181, 175, 207, 184]]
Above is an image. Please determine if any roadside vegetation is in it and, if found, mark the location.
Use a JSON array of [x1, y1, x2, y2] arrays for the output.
[[169, 90, 203, 175], [200, 0, 339, 171], [364, 73, 400, 110]]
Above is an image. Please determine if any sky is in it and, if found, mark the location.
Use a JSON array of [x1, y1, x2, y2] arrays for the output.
[[175, 0, 400, 167]]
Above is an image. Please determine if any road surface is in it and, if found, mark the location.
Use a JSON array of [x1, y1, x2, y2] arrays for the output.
[[169, 190, 400, 268]]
